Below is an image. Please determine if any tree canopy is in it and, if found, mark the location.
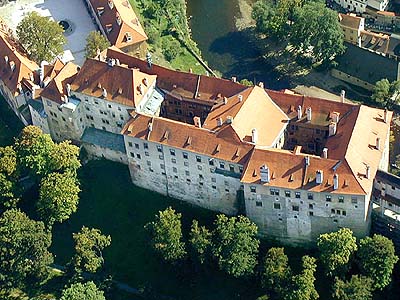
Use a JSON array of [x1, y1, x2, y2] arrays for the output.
[[60, 281, 106, 300], [0, 146, 19, 208], [0, 209, 53, 290], [72, 226, 111, 274], [371, 78, 400, 109], [16, 12, 66, 63], [212, 214, 260, 277], [357, 234, 398, 290], [189, 219, 212, 265], [332, 275, 373, 300], [317, 228, 357, 277], [85, 31, 110, 59]]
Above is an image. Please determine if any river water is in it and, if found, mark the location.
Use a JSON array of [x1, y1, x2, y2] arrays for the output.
[[186, 0, 289, 90]]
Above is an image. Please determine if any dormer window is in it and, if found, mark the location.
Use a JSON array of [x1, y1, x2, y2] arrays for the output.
[[108, 0, 114, 9], [125, 32, 132, 42], [97, 6, 104, 16], [116, 12, 122, 26], [106, 24, 113, 34]]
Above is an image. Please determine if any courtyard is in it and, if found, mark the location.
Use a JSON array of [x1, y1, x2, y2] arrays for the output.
[[0, 0, 97, 65]]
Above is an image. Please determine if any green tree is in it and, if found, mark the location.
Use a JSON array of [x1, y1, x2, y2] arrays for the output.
[[261, 247, 291, 297], [284, 256, 319, 300], [252, 0, 288, 40], [0, 146, 19, 208], [0, 209, 53, 290], [162, 38, 181, 61], [0, 146, 17, 176], [49, 140, 81, 174], [372, 78, 400, 109], [357, 234, 398, 290], [289, 1, 345, 63], [332, 275, 373, 300], [317, 228, 357, 277], [37, 172, 80, 225], [145, 207, 186, 262], [239, 79, 254, 86], [212, 214, 260, 277], [189, 220, 212, 265], [71, 227, 111, 274], [60, 281, 105, 300], [85, 31, 110, 59], [16, 12, 66, 63]]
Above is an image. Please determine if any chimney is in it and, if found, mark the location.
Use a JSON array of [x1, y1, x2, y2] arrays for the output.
[[63, 95, 69, 103], [384, 109, 388, 123], [189, 68, 193, 73], [66, 83, 71, 97], [316, 170, 323, 184], [251, 128, 258, 144], [102, 87, 107, 98], [340, 90, 345, 103], [115, 58, 120, 66], [376, 137, 381, 150], [238, 94, 243, 102], [260, 165, 270, 183], [297, 105, 302, 120], [116, 12, 122, 26], [4, 55, 8, 64], [333, 174, 339, 190], [322, 147, 328, 159], [331, 112, 340, 123], [108, 0, 114, 9], [138, 84, 144, 95], [305, 156, 310, 167], [193, 116, 202, 128], [366, 165, 371, 179], [143, 78, 148, 87], [217, 117, 223, 127], [223, 97, 228, 105], [17, 83, 22, 93], [226, 116, 233, 124], [148, 122, 153, 132], [328, 122, 337, 137], [29, 73, 34, 82], [306, 107, 312, 122], [258, 82, 264, 89], [231, 76, 237, 83]]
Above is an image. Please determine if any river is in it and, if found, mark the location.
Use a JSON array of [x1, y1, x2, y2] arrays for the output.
[[186, 0, 289, 90]]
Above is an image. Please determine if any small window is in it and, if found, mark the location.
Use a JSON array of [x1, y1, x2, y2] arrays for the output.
[[351, 197, 358, 204], [128, 142, 133, 147], [173, 167, 177, 173], [144, 143, 149, 149], [256, 201, 263, 207], [159, 154, 163, 160], [326, 195, 332, 202], [198, 165, 202, 170], [183, 152, 188, 159], [196, 156, 202, 163], [225, 188, 230, 193], [295, 192, 301, 199], [338, 196, 344, 203], [229, 165, 235, 172], [307, 193, 313, 200], [331, 209, 335, 214], [309, 204, 313, 209], [145, 151, 149, 157], [212, 185, 217, 189], [160, 164, 165, 170], [274, 203, 281, 209], [199, 174, 204, 179], [342, 210, 347, 216], [185, 170, 190, 176], [209, 159, 214, 166], [136, 154, 141, 159], [285, 191, 291, 197], [211, 178, 216, 183], [146, 160, 151, 166], [309, 211, 314, 216], [292, 205, 299, 212], [219, 162, 225, 169], [170, 149, 175, 156], [184, 161, 189, 167], [239, 166, 243, 173], [134, 143, 140, 149], [250, 186, 256, 193], [171, 158, 176, 164], [157, 145, 162, 153], [130, 152, 135, 158]]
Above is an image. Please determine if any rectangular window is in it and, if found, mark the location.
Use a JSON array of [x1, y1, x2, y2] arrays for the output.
[[198, 165, 202, 170], [171, 158, 176, 164], [307, 193, 313, 200], [196, 155, 202, 163], [309, 204, 314, 209], [309, 211, 314, 216], [209, 159, 214, 166], [199, 174, 204, 179], [212, 185, 217, 189], [143, 143, 149, 149], [130, 152, 135, 158], [184, 161, 189, 167], [331, 209, 335, 214], [157, 145, 162, 153], [274, 203, 281, 209], [295, 192, 301, 199], [250, 186, 256, 193], [146, 160, 151, 166], [229, 165, 235, 172], [212, 178, 216, 183], [170, 149, 175, 156], [336, 209, 341, 215], [270, 189, 280, 196], [159, 154, 163, 160], [292, 205, 299, 212], [183, 152, 188, 159], [135, 143, 139, 149], [326, 195, 332, 202], [219, 162, 225, 169], [338, 196, 344, 203], [351, 197, 358, 204], [342, 210, 347, 216], [160, 164, 165, 170], [185, 170, 190, 176], [239, 166, 243, 173], [145, 151, 149, 157], [256, 201, 263, 207], [285, 191, 291, 197]]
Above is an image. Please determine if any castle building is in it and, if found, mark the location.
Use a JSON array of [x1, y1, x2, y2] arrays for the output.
[[0, 42, 393, 245]]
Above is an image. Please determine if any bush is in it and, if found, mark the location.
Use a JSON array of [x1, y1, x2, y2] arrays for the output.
[[162, 38, 181, 61]]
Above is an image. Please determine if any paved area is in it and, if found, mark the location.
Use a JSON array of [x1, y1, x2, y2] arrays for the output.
[[0, 0, 97, 65]]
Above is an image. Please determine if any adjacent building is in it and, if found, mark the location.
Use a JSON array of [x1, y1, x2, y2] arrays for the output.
[[334, 0, 388, 13]]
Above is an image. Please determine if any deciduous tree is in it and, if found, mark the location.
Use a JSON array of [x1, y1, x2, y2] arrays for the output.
[[0, 209, 53, 290], [49, 140, 81, 174], [332, 275, 373, 300], [212, 214, 259, 277], [145, 207, 186, 262], [0, 146, 19, 208], [357, 234, 398, 290], [317, 228, 357, 277], [189, 220, 212, 265], [71, 226, 111, 274], [60, 281, 106, 300], [16, 12, 66, 63], [372, 79, 400, 109], [85, 31, 110, 59]]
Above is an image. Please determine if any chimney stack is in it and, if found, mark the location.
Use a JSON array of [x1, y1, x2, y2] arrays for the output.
[[148, 122, 153, 132], [193, 116, 202, 128], [4, 55, 8, 64], [322, 147, 328, 159], [333, 174, 339, 190], [224, 97, 228, 105], [306, 107, 312, 122], [329, 122, 337, 137], [340, 90, 345, 103], [217, 117, 223, 127], [297, 105, 302, 120], [376, 137, 381, 150], [366, 165, 371, 179], [138, 84, 144, 95], [260, 165, 270, 183], [251, 128, 258, 144], [102, 87, 107, 98], [316, 170, 323, 184], [226, 116, 233, 124], [305, 156, 310, 167], [66, 83, 71, 97], [231, 76, 237, 83], [258, 82, 264, 89], [384, 109, 388, 123], [238, 94, 243, 102]]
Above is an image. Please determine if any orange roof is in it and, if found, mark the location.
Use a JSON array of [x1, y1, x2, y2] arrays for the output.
[[339, 13, 363, 30], [70, 58, 156, 108], [0, 21, 38, 96], [203, 86, 289, 147], [41, 62, 80, 104], [89, 0, 147, 48], [122, 113, 254, 164]]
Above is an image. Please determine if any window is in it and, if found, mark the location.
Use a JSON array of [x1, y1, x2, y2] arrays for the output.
[[285, 191, 291, 197], [225, 188, 229, 193], [136, 154, 141, 159], [256, 201, 263, 207], [307, 193, 314, 200], [326, 195, 332, 202], [199, 174, 204, 179], [351, 197, 358, 204], [309, 204, 313, 209], [212, 178, 216, 183], [338, 196, 344, 203], [130, 152, 135, 158], [135, 143, 139, 149], [230, 165, 235, 172], [331, 209, 335, 214], [292, 205, 299, 212], [170, 149, 175, 156], [219, 162, 225, 169], [184, 161, 189, 167], [171, 158, 177, 164], [342, 210, 347, 216], [209, 159, 214, 166], [146, 160, 151, 166], [309, 211, 314, 216], [295, 192, 301, 199], [145, 151, 149, 157], [239, 166, 243, 173], [196, 156, 202, 163], [144, 143, 149, 149], [159, 154, 163, 160], [183, 152, 188, 159], [212, 185, 217, 189], [197, 165, 202, 170], [185, 170, 190, 176], [108, 104, 112, 108], [270, 189, 280, 196], [187, 179, 191, 183], [173, 167, 177, 173], [250, 186, 257, 193], [274, 203, 281, 209], [157, 145, 162, 153], [160, 164, 165, 170]]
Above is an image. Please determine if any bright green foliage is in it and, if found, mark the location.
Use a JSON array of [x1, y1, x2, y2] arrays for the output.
[[261, 247, 291, 296], [60, 281, 106, 300], [16, 12, 66, 63], [162, 37, 181, 61], [146, 207, 186, 262], [0, 146, 17, 176], [38, 172, 80, 225], [289, 1, 345, 63], [49, 140, 81, 174], [85, 31, 111, 58], [0, 146, 19, 208], [332, 275, 374, 300], [317, 228, 357, 277], [357, 234, 398, 290], [0, 209, 53, 290], [239, 79, 254, 86], [284, 256, 319, 300], [372, 79, 400, 109], [72, 226, 111, 274], [189, 220, 212, 265], [212, 214, 260, 277]]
